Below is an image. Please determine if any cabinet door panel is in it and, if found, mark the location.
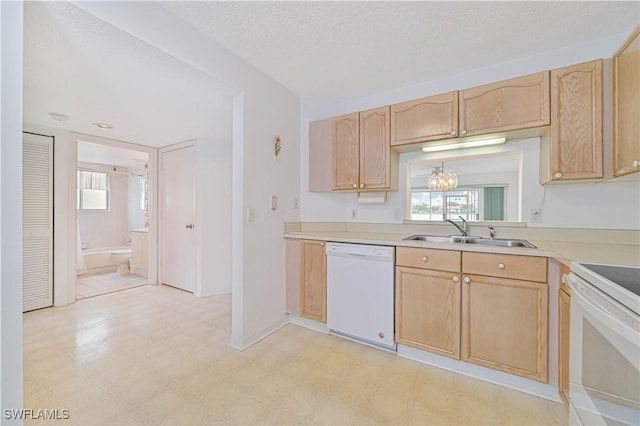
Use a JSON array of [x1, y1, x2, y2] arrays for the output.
[[332, 113, 360, 190], [614, 26, 640, 176], [462, 274, 548, 382], [558, 287, 571, 407], [360, 106, 390, 189], [300, 240, 326, 323], [391, 92, 458, 145], [460, 72, 550, 136], [396, 267, 461, 359], [550, 60, 603, 180]]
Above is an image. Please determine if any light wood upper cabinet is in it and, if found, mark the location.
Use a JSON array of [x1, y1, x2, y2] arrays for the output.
[[359, 106, 391, 190], [614, 26, 640, 177], [300, 240, 327, 323], [396, 266, 461, 359], [547, 60, 603, 181], [332, 108, 395, 191], [459, 71, 550, 137], [390, 91, 459, 146], [332, 113, 360, 190], [461, 273, 548, 383], [308, 118, 333, 192]]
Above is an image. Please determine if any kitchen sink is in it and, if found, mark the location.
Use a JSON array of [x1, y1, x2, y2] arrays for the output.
[[403, 235, 453, 243], [403, 234, 537, 248], [451, 236, 537, 248]]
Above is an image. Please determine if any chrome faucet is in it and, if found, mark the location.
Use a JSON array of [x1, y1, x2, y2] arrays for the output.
[[488, 225, 495, 239], [445, 216, 469, 236]]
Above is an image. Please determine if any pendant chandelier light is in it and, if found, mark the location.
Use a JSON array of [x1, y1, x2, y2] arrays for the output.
[[428, 161, 458, 191]]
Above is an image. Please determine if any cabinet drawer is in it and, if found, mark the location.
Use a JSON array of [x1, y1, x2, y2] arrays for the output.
[[462, 252, 547, 282], [396, 247, 461, 272]]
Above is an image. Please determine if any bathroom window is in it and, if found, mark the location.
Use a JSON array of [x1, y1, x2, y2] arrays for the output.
[[77, 170, 109, 211]]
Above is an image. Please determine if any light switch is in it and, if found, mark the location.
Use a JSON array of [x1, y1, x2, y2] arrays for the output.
[[270, 195, 278, 211], [247, 207, 255, 222]]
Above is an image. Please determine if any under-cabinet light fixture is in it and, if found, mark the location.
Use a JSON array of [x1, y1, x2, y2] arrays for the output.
[[422, 137, 506, 153]]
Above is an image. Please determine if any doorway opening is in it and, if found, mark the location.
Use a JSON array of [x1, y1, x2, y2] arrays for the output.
[[75, 138, 153, 299]]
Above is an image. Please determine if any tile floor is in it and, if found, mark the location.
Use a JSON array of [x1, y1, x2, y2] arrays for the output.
[[24, 285, 568, 425], [76, 272, 148, 299]]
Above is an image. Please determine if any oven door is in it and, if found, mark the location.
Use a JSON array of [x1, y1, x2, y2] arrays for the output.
[[565, 273, 640, 426]]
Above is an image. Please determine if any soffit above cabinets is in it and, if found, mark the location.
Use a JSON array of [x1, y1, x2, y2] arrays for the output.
[[162, 1, 639, 98]]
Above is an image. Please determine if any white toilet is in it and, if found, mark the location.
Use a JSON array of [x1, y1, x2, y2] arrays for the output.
[[109, 249, 132, 274]]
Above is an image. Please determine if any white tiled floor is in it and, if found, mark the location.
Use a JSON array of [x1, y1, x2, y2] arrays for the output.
[[23, 284, 568, 425], [76, 272, 148, 299]]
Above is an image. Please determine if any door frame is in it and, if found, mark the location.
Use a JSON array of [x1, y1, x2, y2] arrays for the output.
[[71, 132, 159, 298], [158, 140, 198, 293]]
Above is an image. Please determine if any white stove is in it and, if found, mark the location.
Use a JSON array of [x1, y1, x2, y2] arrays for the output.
[[565, 262, 640, 426]]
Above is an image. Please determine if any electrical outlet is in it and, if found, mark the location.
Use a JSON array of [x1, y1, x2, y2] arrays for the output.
[[294, 197, 299, 210], [247, 207, 255, 222], [350, 208, 357, 220], [393, 208, 401, 221], [530, 208, 542, 223], [270, 195, 278, 211]]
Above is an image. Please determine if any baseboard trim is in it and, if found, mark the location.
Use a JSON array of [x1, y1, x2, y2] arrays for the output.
[[397, 344, 561, 403], [196, 288, 231, 297], [228, 315, 289, 351], [287, 314, 329, 334]]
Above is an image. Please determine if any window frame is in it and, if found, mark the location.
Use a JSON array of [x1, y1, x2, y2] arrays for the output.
[[77, 170, 111, 212]]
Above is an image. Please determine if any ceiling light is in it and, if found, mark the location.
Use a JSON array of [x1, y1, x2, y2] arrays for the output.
[[428, 161, 458, 192], [49, 112, 69, 122], [93, 122, 113, 129], [422, 137, 506, 153]]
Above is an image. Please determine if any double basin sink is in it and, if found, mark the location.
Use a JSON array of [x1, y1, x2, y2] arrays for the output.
[[403, 234, 537, 249]]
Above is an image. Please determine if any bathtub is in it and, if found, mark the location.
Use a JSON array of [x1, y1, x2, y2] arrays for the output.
[[80, 246, 131, 275]]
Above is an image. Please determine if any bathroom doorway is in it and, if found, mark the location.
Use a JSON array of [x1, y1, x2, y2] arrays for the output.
[[75, 137, 154, 299]]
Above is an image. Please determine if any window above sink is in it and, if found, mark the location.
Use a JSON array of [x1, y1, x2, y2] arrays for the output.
[[407, 151, 522, 223]]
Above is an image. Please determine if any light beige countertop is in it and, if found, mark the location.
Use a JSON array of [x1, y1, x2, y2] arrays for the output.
[[284, 225, 640, 267]]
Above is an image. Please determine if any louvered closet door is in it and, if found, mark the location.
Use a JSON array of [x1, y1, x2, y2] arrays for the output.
[[22, 132, 53, 312]]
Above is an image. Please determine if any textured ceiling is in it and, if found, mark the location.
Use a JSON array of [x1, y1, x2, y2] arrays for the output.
[[162, 1, 640, 97], [24, 2, 234, 148]]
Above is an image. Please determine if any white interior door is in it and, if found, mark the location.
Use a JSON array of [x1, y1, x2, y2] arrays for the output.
[[22, 132, 53, 312], [160, 145, 196, 292]]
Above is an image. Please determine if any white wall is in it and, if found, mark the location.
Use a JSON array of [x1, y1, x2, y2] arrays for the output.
[[300, 33, 640, 231], [77, 163, 129, 249], [195, 138, 232, 297], [71, 2, 302, 349], [1, 0, 24, 418], [127, 169, 145, 231]]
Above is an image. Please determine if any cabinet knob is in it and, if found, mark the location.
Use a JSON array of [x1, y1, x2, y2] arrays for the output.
[[360, 183, 364, 189], [460, 130, 467, 136], [320, 242, 324, 247], [352, 183, 357, 188], [463, 276, 471, 283], [450, 130, 457, 136], [452, 276, 459, 282], [633, 160, 639, 168], [498, 263, 505, 270], [421, 256, 429, 262], [554, 172, 563, 179]]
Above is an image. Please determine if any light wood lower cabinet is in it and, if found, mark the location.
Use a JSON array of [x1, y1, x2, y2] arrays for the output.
[[461, 273, 549, 382], [558, 286, 571, 407], [396, 267, 461, 359], [300, 240, 327, 323]]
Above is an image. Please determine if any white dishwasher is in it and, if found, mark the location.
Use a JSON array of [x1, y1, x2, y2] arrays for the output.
[[326, 242, 396, 351]]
